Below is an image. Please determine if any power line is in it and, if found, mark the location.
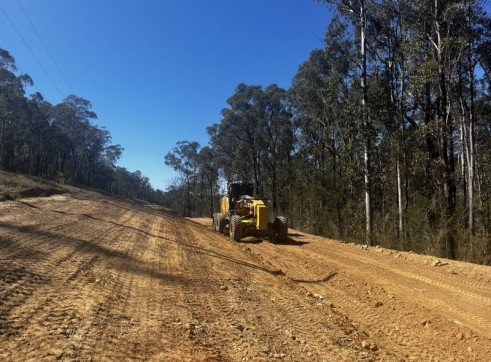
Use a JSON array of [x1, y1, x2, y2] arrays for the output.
[[0, 4, 65, 98], [0, 41, 45, 95], [17, 0, 75, 94]]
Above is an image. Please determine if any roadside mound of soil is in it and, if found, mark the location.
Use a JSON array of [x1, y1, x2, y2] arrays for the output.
[[0, 171, 65, 201]]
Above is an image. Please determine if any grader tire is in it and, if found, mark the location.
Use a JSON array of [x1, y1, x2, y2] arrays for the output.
[[229, 215, 242, 242], [217, 213, 226, 234], [275, 216, 288, 243]]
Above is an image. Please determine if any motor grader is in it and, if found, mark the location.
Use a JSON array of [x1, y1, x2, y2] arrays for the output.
[[212, 181, 288, 243]]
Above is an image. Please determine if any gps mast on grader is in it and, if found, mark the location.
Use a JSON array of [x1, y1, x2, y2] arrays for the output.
[[212, 181, 288, 243]]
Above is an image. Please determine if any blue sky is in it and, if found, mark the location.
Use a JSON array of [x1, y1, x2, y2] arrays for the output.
[[0, 0, 333, 190]]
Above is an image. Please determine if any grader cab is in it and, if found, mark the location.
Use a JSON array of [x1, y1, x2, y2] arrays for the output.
[[212, 182, 288, 243]]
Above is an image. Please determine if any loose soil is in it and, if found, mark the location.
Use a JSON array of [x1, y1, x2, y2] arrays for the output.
[[0, 191, 490, 361]]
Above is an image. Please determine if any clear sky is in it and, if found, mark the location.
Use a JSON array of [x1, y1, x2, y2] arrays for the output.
[[1, 1, 329, 190]]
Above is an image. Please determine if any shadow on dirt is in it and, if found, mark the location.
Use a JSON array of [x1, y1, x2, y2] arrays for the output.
[[0, 187, 65, 202], [200, 229, 308, 247], [291, 271, 338, 284], [210, 229, 265, 245], [287, 233, 304, 237], [0, 234, 50, 263], [238, 237, 265, 245], [0, 220, 190, 285], [15, 200, 39, 209], [0, 257, 51, 336], [45, 209, 286, 278], [275, 237, 309, 246], [184, 242, 285, 276]]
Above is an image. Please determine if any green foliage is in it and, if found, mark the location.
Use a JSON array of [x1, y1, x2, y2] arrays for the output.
[[163, 0, 491, 264]]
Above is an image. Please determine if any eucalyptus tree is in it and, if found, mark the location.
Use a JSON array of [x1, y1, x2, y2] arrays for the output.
[[258, 84, 294, 214], [198, 135, 220, 216], [164, 140, 200, 217], [205, 83, 295, 217], [78, 126, 111, 187], [317, 0, 374, 244], [0, 49, 32, 170], [402, 0, 490, 258], [0, 47, 161, 203], [97, 144, 123, 192], [455, 0, 491, 237], [197, 145, 218, 217], [290, 17, 363, 237], [49, 95, 98, 181], [365, 0, 410, 243], [22, 92, 52, 175], [109, 167, 153, 200], [428, 0, 459, 258], [216, 84, 266, 191]]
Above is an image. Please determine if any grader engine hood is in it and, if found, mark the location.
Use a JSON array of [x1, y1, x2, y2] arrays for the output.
[[253, 200, 268, 230], [235, 196, 268, 231]]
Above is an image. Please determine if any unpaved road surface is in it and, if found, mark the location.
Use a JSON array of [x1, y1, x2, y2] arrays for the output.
[[0, 193, 490, 361]]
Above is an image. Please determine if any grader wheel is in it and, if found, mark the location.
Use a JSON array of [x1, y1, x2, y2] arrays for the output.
[[217, 213, 226, 234], [229, 215, 242, 242], [274, 216, 288, 243]]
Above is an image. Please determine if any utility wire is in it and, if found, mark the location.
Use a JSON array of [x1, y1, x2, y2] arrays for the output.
[[0, 40, 44, 95], [0, 4, 65, 98], [17, 0, 75, 94]]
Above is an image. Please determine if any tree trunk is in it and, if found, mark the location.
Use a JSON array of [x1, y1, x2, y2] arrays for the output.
[[360, 0, 372, 246], [398, 6, 408, 245], [209, 169, 214, 218], [187, 177, 191, 217], [397, 160, 403, 240], [467, 52, 476, 236], [0, 118, 6, 169], [434, 0, 456, 259]]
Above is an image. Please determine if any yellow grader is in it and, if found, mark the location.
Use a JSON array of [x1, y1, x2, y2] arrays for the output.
[[212, 181, 288, 243]]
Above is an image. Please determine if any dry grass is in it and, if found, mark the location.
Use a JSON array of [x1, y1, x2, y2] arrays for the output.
[[0, 170, 65, 200]]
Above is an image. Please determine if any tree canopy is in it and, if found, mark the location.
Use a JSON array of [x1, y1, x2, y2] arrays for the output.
[[163, 0, 491, 264]]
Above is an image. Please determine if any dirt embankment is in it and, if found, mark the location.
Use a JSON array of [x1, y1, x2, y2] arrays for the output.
[[0, 191, 490, 361], [0, 171, 65, 201]]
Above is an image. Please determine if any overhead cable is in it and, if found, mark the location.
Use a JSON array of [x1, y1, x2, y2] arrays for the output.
[[0, 40, 44, 95], [0, 4, 65, 98], [17, 0, 75, 94]]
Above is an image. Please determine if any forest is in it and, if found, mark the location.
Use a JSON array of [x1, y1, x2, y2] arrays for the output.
[[0, 48, 162, 203], [164, 0, 491, 264]]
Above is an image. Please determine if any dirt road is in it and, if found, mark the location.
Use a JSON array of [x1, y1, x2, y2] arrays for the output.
[[0, 193, 490, 361]]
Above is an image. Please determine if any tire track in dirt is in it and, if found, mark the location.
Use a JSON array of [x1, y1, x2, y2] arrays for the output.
[[300, 263, 437, 361], [144, 216, 201, 360], [0, 196, 163, 361], [305, 242, 491, 338], [2, 195, 490, 361], [171, 220, 245, 359], [173, 220, 274, 358], [1, 210, 134, 359], [330, 243, 491, 301], [243, 243, 386, 360], [0, 196, 130, 264], [99, 214, 166, 360], [173, 221, 376, 361], [232, 229, 491, 361], [263, 287, 357, 361]]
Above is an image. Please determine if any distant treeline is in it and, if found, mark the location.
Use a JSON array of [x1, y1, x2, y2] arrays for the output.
[[0, 49, 162, 203], [164, 0, 491, 264]]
